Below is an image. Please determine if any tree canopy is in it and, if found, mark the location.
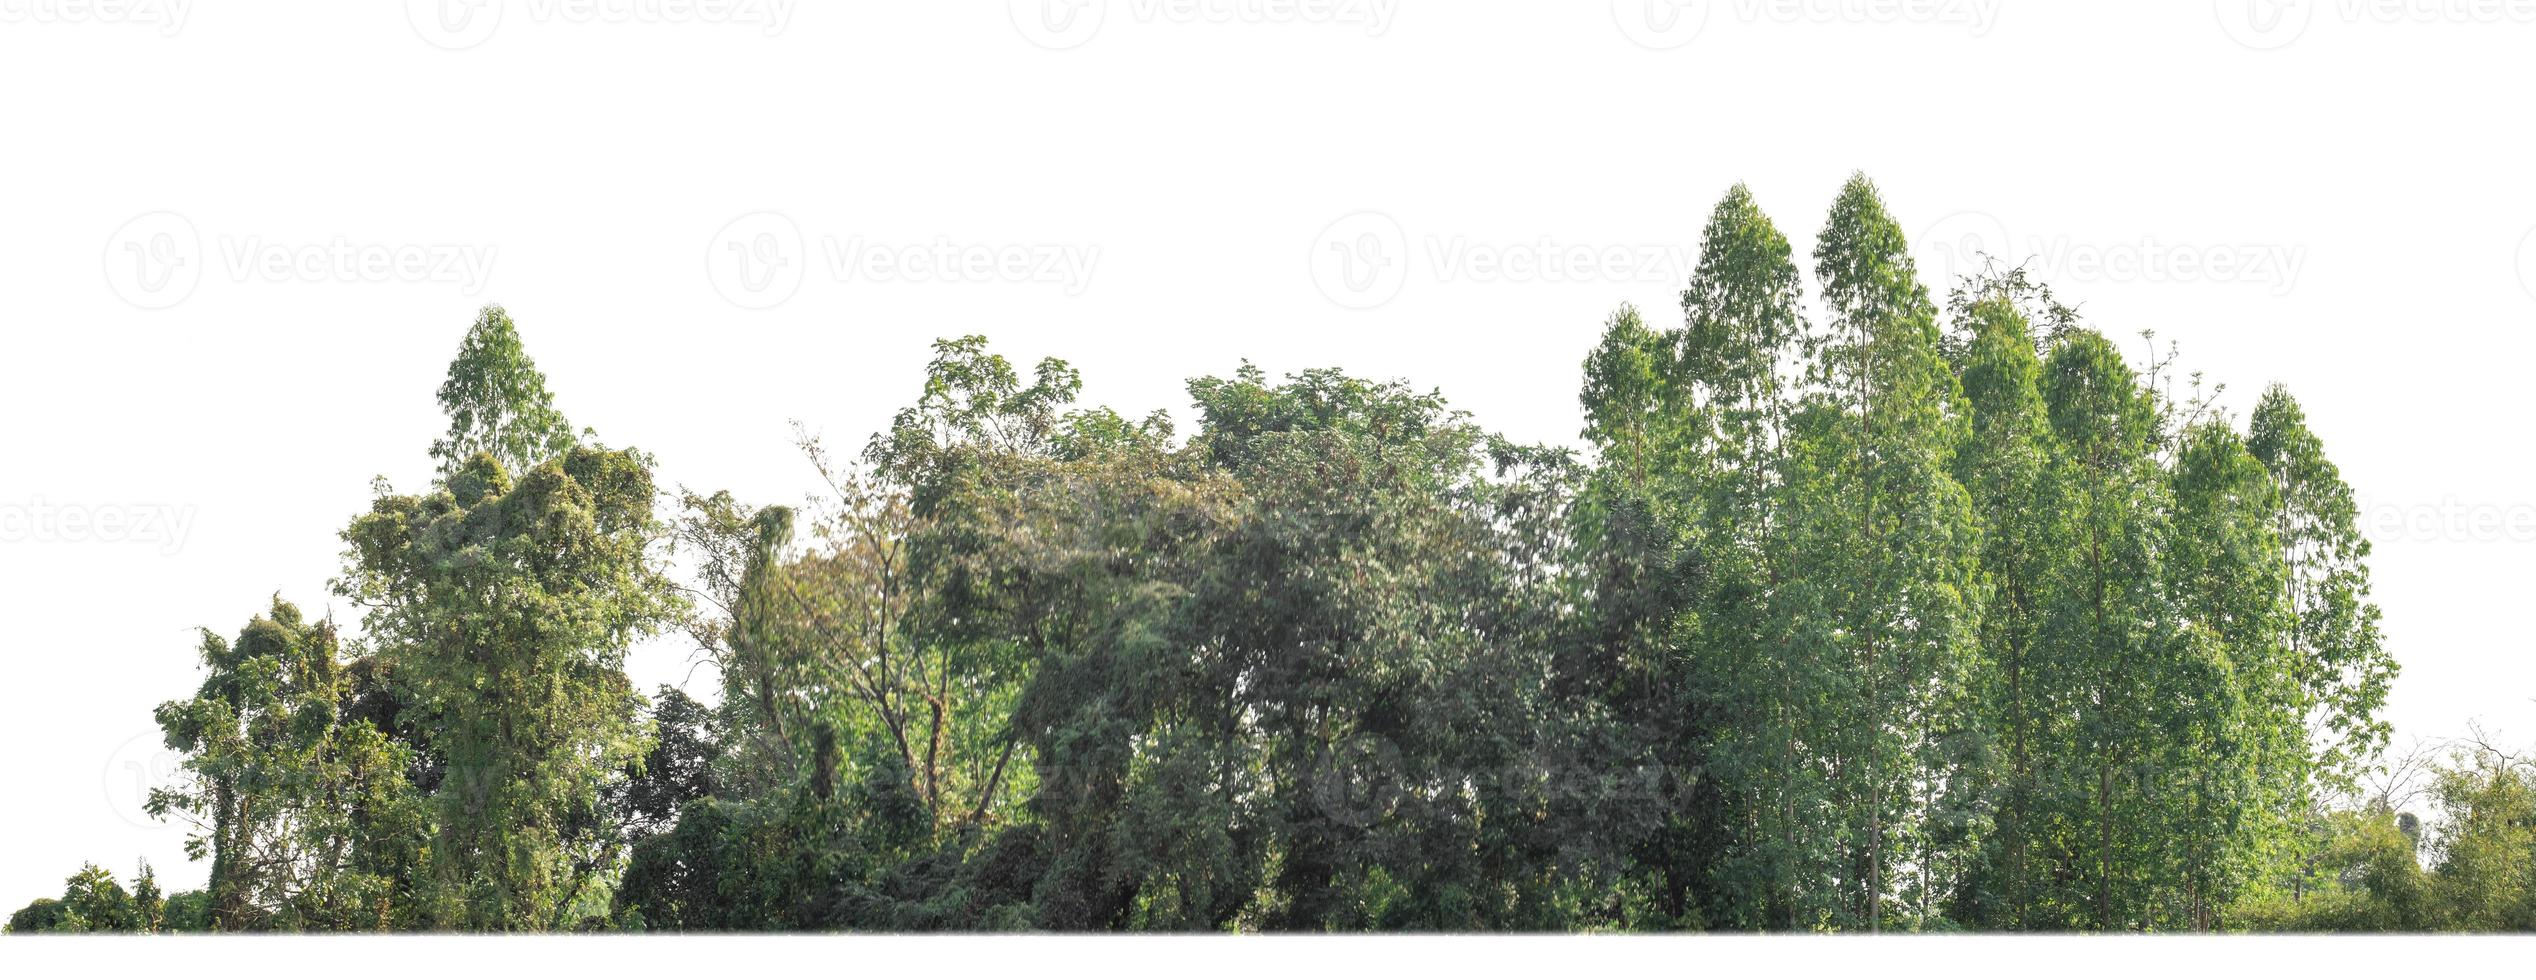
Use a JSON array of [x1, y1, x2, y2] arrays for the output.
[[14, 181, 2506, 934]]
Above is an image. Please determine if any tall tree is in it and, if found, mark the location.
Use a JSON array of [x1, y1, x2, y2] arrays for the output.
[[1789, 174, 1984, 930], [2166, 418, 2296, 928], [1644, 184, 1817, 928], [2246, 386, 2397, 800], [429, 304, 582, 477], [1945, 281, 2066, 929], [2037, 329, 2188, 929], [340, 447, 680, 929], [343, 324, 677, 929]]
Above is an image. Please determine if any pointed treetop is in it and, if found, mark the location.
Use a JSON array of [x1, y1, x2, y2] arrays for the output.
[[429, 304, 581, 478]]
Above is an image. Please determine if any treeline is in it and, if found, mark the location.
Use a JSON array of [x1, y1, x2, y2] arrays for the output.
[[11, 176, 2534, 933]]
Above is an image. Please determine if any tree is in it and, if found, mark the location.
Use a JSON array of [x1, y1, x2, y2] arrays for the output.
[[147, 597, 425, 930], [616, 686, 723, 840], [1574, 184, 1818, 929], [1175, 364, 1576, 931], [1945, 279, 2067, 929], [2165, 417, 2296, 928], [2424, 749, 2536, 930], [1786, 174, 1984, 930], [339, 446, 681, 930], [429, 304, 582, 477], [15, 181, 2453, 937], [2246, 386, 2397, 801], [2035, 328, 2167, 929]]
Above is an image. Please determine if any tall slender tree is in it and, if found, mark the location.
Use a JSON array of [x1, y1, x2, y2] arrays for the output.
[[1668, 184, 1819, 928], [2165, 418, 2296, 928], [1790, 174, 1984, 930], [1946, 284, 2065, 929], [2037, 329, 2184, 929], [2246, 387, 2396, 801]]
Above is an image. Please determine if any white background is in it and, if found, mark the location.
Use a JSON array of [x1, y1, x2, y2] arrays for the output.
[[4, 0, 2534, 916]]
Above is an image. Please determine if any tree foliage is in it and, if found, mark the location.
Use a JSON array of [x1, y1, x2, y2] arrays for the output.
[[20, 183, 2497, 933]]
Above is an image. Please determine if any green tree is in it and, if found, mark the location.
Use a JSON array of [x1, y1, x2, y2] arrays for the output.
[[2165, 417, 2298, 928], [2037, 328, 2209, 930], [1574, 184, 1817, 929], [2246, 386, 2397, 800], [148, 598, 425, 930], [2425, 750, 2536, 929], [340, 445, 681, 930], [1945, 279, 2067, 929], [429, 304, 582, 477], [1785, 174, 1983, 930]]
